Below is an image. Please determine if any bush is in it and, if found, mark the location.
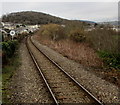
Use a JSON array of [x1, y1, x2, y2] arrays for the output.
[[69, 29, 86, 42], [39, 24, 65, 41], [1, 40, 18, 64], [86, 28, 120, 69], [98, 51, 120, 69], [86, 28, 119, 53]]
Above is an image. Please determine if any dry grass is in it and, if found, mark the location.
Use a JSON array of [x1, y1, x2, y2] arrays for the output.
[[34, 34, 120, 87], [34, 35, 103, 68], [33, 27, 120, 87]]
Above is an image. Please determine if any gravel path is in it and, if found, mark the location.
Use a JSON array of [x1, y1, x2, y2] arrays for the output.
[[9, 38, 52, 103], [32, 36, 120, 105]]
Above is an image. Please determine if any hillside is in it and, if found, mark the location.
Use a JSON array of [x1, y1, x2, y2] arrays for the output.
[[1, 11, 92, 26], [2, 11, 67, 25]]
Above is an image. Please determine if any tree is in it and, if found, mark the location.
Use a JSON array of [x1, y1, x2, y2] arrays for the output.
[[39, 24, 65, 40]]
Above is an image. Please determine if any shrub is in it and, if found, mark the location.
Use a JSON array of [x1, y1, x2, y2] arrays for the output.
[[64, 20, 85, 37], [2, 40, 18, 64], [86, 28, 120, 69], [69, 29, 86, 42], [39, 24, 65, 41], [98, 51, 120, 69], [86, 28, 119, 53]]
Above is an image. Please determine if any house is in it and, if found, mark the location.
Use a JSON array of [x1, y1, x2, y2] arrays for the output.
[[0, 22, 4, 28], [0, 29, 9, 41]]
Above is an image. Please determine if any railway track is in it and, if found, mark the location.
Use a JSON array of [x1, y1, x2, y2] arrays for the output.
[[26, 36, 104, 105]]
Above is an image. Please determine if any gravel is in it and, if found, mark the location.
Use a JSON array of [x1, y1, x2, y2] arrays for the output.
[[9, 39, 52, 103], [32, 36, 120, 105], [28, 37, 98, 104]]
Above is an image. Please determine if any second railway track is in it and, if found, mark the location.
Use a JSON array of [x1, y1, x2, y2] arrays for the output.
[[26, 36, 104, 105]]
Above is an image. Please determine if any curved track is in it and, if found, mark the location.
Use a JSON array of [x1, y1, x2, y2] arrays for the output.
[[26, 36, 104, 105]]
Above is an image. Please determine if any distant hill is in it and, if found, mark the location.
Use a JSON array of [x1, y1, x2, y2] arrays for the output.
[[2, 11, 67, 25], [1, 11, 92, 26], [79, 20, 97, 24]]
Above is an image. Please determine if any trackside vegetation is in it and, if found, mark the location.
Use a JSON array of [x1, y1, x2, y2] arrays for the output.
[[1, 40, 19, 103], [2, 40, 18, 65], [38, 23, 120, 69], [86, 28, 120, 69], [40, 24, 65, 41], [97, 51, 120, 69]]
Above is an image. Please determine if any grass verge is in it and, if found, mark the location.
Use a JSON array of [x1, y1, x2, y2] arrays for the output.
[[2, 50, 20, 103]]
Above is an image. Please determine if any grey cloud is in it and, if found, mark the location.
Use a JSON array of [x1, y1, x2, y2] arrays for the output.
[[1, 2, 118, 22]]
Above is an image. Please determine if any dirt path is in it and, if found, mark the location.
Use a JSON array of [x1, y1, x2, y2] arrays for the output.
[[9, 38, 52, 103]]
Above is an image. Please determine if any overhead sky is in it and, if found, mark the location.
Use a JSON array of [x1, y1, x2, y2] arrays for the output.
[[0, 0, 119, 22]]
